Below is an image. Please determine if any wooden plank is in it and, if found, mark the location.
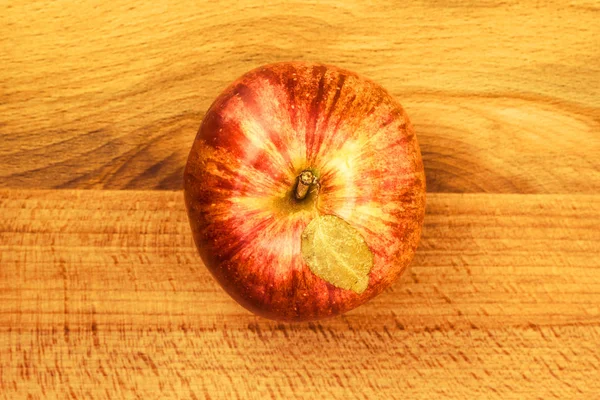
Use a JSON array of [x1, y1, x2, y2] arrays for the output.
[[0, 189, 599, 399], [1, 1, 599, 192]]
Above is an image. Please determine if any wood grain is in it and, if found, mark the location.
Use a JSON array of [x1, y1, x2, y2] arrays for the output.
[[1, 0, 599, 192], [1, 189, 599, 399]]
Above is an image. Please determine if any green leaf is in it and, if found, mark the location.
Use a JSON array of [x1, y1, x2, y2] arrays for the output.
[[301, 215, 373, 294]]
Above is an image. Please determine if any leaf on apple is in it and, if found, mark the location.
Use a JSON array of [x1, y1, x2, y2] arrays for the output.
[[301, 215, 373, 294]]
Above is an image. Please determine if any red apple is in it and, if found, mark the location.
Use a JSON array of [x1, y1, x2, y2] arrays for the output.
[[184, 62, 426, 322]]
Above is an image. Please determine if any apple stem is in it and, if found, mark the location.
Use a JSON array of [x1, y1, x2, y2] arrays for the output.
[[295, 170, 319, 201]]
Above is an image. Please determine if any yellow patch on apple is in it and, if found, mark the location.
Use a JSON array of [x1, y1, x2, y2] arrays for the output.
[[301, 215, 373, 293]]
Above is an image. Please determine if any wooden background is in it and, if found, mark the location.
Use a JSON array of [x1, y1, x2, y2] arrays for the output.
[[1, 0, 599, 398]]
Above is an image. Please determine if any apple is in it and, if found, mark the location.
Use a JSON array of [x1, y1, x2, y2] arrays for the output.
[[184, 62, 426, 322]]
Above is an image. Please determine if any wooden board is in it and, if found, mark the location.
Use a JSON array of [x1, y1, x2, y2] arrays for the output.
[[1, 189, 599, 399], [2, 1, 600, 398], [1, 0, 599, 192]]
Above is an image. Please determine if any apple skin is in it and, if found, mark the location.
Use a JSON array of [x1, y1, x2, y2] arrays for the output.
[[184, 62, 426, 322]]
